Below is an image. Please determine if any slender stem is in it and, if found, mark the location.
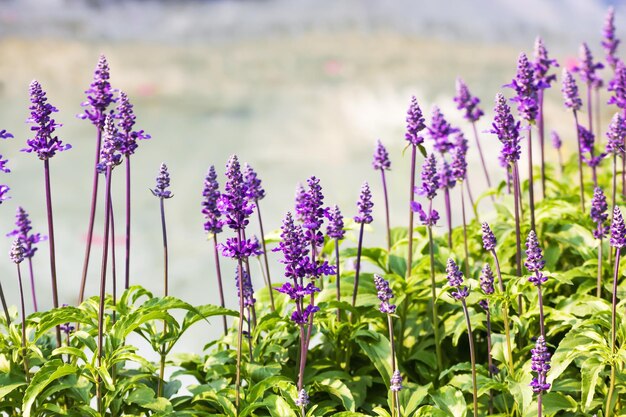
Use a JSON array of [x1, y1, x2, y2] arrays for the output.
[[351, 223, 365, 308], [124, 157, 131, 290], [157, 196, 169, 398], [492, 250, 514, 372], [461, 299, 478, 417], [335, 238, 341, 321], [43, 159, 61, 348], [486, 308, 494, 415], [557, 148, 564, 177], [235, 231, 246, 410], [512, 162, 523, 315], [595, 87, 601, 140], [444, 188, 452, 248], [537, 283, 545, 338], [27, 258, 38, 312], [471, 121, 494, 202], [465, 177, 479, 222], [538, 91, 546, 199], [527, 126, 536, 231], [606, 247, 621, 417], [587, 83, 593, 135], [0, 281, 10, 326], [407, 145, 417, 278], [297, 323, 306, 415], [109, 193, 117, 323], [461, 182, 470, 279], [16, 263, 30, 382], [387, 314, 399, 417], [538, 392, 543, 417], [381, 169, 391, 252], [96, 168, 113, 413], [255, 201, 275, 311], [597, 237, 603, 298], [573, 111, 586, 211], [427, 202, 443, 371], [506, 165, 512, 194], [212, 234, 228, 336], [79, 127, 103, 304]]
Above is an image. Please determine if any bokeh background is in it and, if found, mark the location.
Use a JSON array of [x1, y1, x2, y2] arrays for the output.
[[0, 0, 623, 353]]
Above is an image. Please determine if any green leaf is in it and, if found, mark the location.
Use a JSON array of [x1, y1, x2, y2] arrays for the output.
[[414, 405, 451, 417], [430, 386, 466, 417], [333, 413, 371, 417], [401, 384, 430, 416], [542, 392, 578, 414], [0, 381, 27, 400], [355, 330, 392, 387], [314, 378, 355, 411], [265, 394, 297, 417], [581, 356, 605, 411], [22, 359, 77, 417], [192, 390, 237, 417], [247, 361, 282, 383], [126, 386, 174, 413]]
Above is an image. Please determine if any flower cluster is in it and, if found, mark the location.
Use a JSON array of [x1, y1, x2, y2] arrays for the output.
[[325, 205, 345, 240], [603, 7, 620, 68], [410, 201, 439, 226], [525, 231, 547, 286], [490, 93, 521, 164], [561, 69, 583, 111], [530, 336, 551, 394], [7, 207, 46, 259], [372, 140, 391, 171], [416, 153, 440, 200], [244, 163, 266, 201], [591, 187, 609, 240], [9, 238, 24, 264], [373, 274, 396, 314], [79, 54, 116, 128], [116, 91, 150, 156], [606, 113, 626, 155], [608, 61, 626, 110], [453, 78, 483, 122], [151, 163, 173, 199], [446, 258, 468, 300], [533, 37, 558, 89], [202, 166, 223, 235], [450, 133, 468, 181], [390, 370, 403, 392], [97, 116, 123, 173], [218, 155, 255, 230], [481, 222, 497, 252], [220, 236, 262, 260], [610, 206, 626, 248], [479, 263, 494, 310], [235, 268, 256, 308], [0, 129, 12, 204], [551, 131, 562, 150], [296, 389, 310, 408], [298, 176, 325, 246], [575, 43, 604, 89], [354, 182, 373, 224], [428, 106, 459, 154], [505, 52, 538, 121], [405, 96, 426, 146]]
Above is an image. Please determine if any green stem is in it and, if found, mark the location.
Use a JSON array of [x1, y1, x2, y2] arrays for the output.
[[427, 213, 443, 371], [461, 299, 478, 417], [491, 250, 514, 372], [606, 247, 621, 417]]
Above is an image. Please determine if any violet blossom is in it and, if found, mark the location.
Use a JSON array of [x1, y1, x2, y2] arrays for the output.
[[610, 206, 626, 248], [325, 205, 345, 240], [454, 78, 484, 122], [373, 274, 396, 314], [505, 52, 539, 121], [561, 69, 583, 111], [490, 93, 522, 164], [591, 187, 609, 240], [150, 163, 173, 199], [354, 182, 373, 224], [533, 37, 558, 89], [116, 91, 150, 156], [603, 7, 620, 69], [218, 155, 255, 231], [7, 207, 46, 259], [525, 230, 547, 286], [78, 54, 116, 128], [446, 258, 468, 300], [372, 140, 391, 171], [428, 106, 459, 154], [530, 336, 551, 394], [405, 96, 426, 146], [202, 166, 223, 235]]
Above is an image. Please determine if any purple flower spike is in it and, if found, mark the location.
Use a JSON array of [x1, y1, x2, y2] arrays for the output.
[[446, 258, 468, 300], [405, 96, 426, 146], [10, 238, 24, 264], [479, 263, 494, 309], [275, 282, 320, 300], [7, 207, 46, 259], [220, 236, 262, 260], [274, 212, 309, 280], [354, 182, 373, 224], [603, 7, 620, 68], [451, 133, 468, 182], [438, 159, 456, 190], [533, 37, 558, 89], [97, 116, 122, 172], [325, 205, 345, 240], [490, 93, 522, 164], [23, 80, 71, 160], [0, 185, 9, 204], [151, 163, 173, 199], [610, 206, 626, 248], [372, 140, 391, 171], [525, 231, 547, 286], [575, 43, 604, 88], [428, 106, 459, 154], [291, 304, 320, 325], [608, 60, 626, 110], [296, 389, 310, 408], [202, 166, 223, 235], [578, 124, 595, 154], [417, 153, 440, 200], [562, 69, 583, 111], [530, 335, 551, 394], [235, 268, 256, 307], [591, 187, 609, 240], [218, 155, 255, 231], [79, 54, 116, 128], [374, 274, 396, 314], [454, 78, 484, 122], [481, 222, 497, 251], [505, 52, 539, 121], [301, 176, 325, 232], [294, 183, 307, 222], [116, 91, 150, 156], [390, 370, 403, 392], [410, 201, 439, 226], [551, 131, 562, 150], [606, 113, 626, 155], [244, 163, 266, 201]]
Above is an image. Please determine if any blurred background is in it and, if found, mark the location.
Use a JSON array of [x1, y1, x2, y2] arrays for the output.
[[0, 0, 623, 353]]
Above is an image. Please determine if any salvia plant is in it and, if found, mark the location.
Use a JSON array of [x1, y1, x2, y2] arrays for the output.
[[3, 12, 626, 417]]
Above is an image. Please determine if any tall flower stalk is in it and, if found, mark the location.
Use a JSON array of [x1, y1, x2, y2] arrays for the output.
[[591, 187, 609, 297], [373, 140, 392, 251], [606, 206, 626, 417], [202, 166, 227, 336], [603, 7, 620, 71], [562, 69, 585, 210], [78, 55, 115, 304], [606, 113, 626, 210], [325, 205, 345, 320], [578, 124, 604, 187], [479, 263, 495, 414], [116, 91, 150, 290], [374, 274, 400, 417], [574, 43, 604, 144], [446, 258, 477, 417], [23, 80, 71, 348], [608, 62, 626, 197], [352, 182, 374, 307], [404, 97, 426, 278], [482, 222, 514, 372], [10, 239, 29, 381], [236, 269, 256, 360], [451, 133, 470, 278]]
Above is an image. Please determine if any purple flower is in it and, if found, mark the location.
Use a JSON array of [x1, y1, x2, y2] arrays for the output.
[[294, 183, 307, 223], [533, 37, 558, 89], [574, 43, 604, 89], [373, 274, 396, 314], [479, 263, 494, 310], [151, 163, 173, 199], [606, 113, 626, 155], [438, 159, 456, 190], [23, 80, 71, 160], [291, 304, 320, 325], [354, 182, 373, 224], [416, 153, 440, 200], [551, 131, 562, 150], [79, 54, 116, 128], [202, 166, 223, 235], [451, 133, 468, 182], [446, 258, 468, 300], [116, 91, 150, 156], [454, 78, 484, 122], [610, 206, 626, 248], [608, 60, 626, 110], [578, 124, 595, 154], [428, 106, 459, 154], [603, 7, 620, 68], [591, 187, 609, 240], [0, 185, 9, 204], [525, 231, 547, 286], [505, 52, 539, 121], [410, 201, 439, 226], [530, 336, 551, 394], [562, 69, 583, 111], [490, 93, 522, 164], [218, 155, 255, 230], [274, 212, 310, 280], [60, 322, 75, 335], [405, 96, 426, 146], [0, 155, 9, 174], [300, 176, 325, 232], [9, 238, 24, 264], [220, 236, 262, 260], [0, 130, 13, 140], [372, 140, 391, 171], [296, 389, 310, 407], [97, 116, 122, 172], [244, 163, 266, 201], [482, 222, 497, 251], [325, 205, 345, 240], [235, 268, 256, 308], [390, 370, 403, 392], [275, 282, 320, 300], [7, 207, 46, 259]]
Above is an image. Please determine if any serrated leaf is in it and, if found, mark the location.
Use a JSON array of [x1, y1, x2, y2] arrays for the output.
[[22, 359, 77, 417]]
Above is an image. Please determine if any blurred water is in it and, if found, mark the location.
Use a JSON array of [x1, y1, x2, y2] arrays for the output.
[[0, 0, 620, 354]]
